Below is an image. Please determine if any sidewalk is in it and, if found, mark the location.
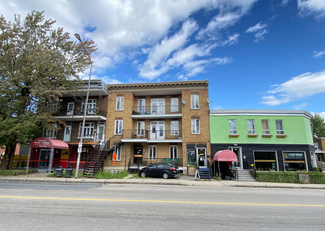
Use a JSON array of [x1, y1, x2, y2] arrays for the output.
[[1, 173, 325, 189]]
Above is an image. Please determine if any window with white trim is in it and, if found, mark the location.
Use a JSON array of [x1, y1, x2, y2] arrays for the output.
[[228, 119, 237, 134], [78, 122, 94, 138], [149, 145, 157, 160], [43, 124, 57, 138], [171, 121, 179, 135], [191, 94, 199, 109], [171, 98, 178, 112], [276, 120, 284, 134], [115, 120, 123, 135], [191, 119, 200, 134], [137, 121, 145, 136], [82, 99, 96, 114], [116, 145, 122, 161], [116, 96, 124, 111], [170, 145, 177, 159], [261, 119, 270, 134], [48, 101, 60, 114], [138, 99, 145, 113], [247, 119, 256, 134]]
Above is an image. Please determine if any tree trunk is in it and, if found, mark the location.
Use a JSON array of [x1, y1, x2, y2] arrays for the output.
[[1, 144, 16, 170]]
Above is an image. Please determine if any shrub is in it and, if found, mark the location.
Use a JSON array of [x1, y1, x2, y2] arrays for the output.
[[256, 171, 325, 184], [95, 171, 128, 179]]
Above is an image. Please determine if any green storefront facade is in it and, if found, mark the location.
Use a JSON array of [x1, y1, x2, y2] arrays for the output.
[[210, 110, 315, 171]]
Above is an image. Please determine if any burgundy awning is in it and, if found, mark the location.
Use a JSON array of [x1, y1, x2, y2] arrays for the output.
[[211, 150, 238, 166], [29, 137, 69, 149]]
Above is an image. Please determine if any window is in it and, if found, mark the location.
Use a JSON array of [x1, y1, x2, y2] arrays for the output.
[[115, 145, 122, 161], [254, 151, 277, 171], [78, 122, 94, 138], [48, 101, 60, 114], [43, 124, 57, 138], [261, 120, 270, 134], [116, 96, 124, 111], [228, 119, 237, 134], [138, 99, 145, 113], [114, 120, 123, 135], [171, 121, 179, 135], [149, 145, 157, 160], [82, 99, 96, 114], [191, 119, 200, 134], [171, 98, 178, 112], [137, 121, 145, 136], [97, 123, 105, 142], [66, 102, 74, 116], [283, 152, 306, 171], [276, 120, 284, 134], [170, 145, 177, 159], [191, 94, 199, 109], [247, 119, 256, 134]]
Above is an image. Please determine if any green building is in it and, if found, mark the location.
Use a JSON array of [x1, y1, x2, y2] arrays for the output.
[[210, 110, 315, 172]]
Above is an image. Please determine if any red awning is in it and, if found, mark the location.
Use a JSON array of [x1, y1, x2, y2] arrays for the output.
[[29, 137, 69, 149], [211, 150, 238, 166]]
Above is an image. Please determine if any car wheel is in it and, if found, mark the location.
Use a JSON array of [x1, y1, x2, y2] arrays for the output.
[[140, 172, 146, 178], [162, 172, 168, 179]]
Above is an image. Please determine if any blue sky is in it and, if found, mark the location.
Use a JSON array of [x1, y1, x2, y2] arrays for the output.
[[1, 0, 325, 117]]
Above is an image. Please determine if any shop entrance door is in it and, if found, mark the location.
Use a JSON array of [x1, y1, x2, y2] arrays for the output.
[[228, 147, 243, 169], [197, 148, 207, 168], [39, 149, 50, 167]]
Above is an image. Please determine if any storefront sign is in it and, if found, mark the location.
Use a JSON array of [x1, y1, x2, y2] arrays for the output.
[[61, 150, 69, 159]]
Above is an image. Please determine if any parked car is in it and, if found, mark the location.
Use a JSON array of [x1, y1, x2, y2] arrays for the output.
[[139, 163, 179, 179]]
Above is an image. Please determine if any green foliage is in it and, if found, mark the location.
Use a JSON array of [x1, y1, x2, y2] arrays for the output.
[[0, 169, 36, 176], [95, 171, 128, 179], [256, 171, 325, 184], [311, 114, 325, 137], [0, 11, 97, 168]]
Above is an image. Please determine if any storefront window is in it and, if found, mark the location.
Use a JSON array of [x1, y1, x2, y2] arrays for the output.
[[254, 151, 277, 171], [283, 152, 306, 171]]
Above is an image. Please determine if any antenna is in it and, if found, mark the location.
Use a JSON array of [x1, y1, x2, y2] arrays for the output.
[[207, 99, 212, 104], [182, 99, 186, 105]]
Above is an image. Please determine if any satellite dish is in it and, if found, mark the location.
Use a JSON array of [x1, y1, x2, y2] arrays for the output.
[[182, 99, 186, 105], [207, 99, 212, 104]]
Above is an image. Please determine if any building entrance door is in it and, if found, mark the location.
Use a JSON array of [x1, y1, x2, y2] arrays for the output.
[[197, 148, 207, 168], [63, 125, 72, 142], [228, 147, 243, 169]]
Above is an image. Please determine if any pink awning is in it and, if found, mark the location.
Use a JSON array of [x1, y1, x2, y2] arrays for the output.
[[29, 137, 69, 149], [211, 150, 238, 166]]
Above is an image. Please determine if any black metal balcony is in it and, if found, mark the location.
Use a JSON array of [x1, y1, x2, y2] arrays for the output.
[[122, 129, 182, 140], [132, 105, 181, 115], [54, 108, 107, 117]]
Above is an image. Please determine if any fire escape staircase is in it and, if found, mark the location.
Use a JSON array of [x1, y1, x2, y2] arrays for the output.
[[83, 136, 122, 177]]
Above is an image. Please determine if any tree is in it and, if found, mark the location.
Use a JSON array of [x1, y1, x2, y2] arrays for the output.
[[311, 114, 325, 138], [0, 11, 97, 169]]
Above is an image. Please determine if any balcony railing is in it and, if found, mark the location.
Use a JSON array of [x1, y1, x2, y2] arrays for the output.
[[54, 108, 107, 117], [132, 105, 181, 115], [122, 129, 182, 140], [131, 158, 183, 167]]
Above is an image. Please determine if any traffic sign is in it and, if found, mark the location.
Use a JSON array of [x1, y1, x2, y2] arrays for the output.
[[113, 152, 117, 160], [112, 161, 116, 166], [78, 142, 82, 148], [77, 147, 81, 153]]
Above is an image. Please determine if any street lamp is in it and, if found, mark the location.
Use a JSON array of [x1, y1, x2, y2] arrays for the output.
[[74, 33, 93, 178]]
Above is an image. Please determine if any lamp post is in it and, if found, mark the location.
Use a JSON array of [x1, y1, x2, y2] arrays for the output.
[[74, 33, 93, 178]]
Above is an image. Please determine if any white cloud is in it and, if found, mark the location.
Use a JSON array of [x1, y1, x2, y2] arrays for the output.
[[246, 22, 268, 42], [101, 76, 123, 84], [281, 0, 291, 6], [293, 102, 308, 110], [211, 105, 223, 110], [297, 0, 325, 18], [262, 70, 325, 105], [310, 112, 325, 119], [313, 50, 325, 58]]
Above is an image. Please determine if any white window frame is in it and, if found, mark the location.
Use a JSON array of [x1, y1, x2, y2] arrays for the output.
[[115, 145, 122, 161], [78, 122, 94, 138], [97, 123, 105, 142], [261, 119, 270, 134], [170, 145, 178, 159], [48, 101, 60, 114], [116, 96, 124, 111], [138, 98, 146, 113], [228, 119, 237, 134], [66, 102, 74, 116], [114, 120, 123, 135], [276, 120, 284, 134], [191, 119, 200, 134], [191, 94, 199, 109], [171, 98, 178, 112], [43, 124, 57, 138], [171, 121, 179, 135], [137, 121, 145, 136], [149, 145, 157, 160], [247, 119, 256, 134], [82, 99, 96, 114]]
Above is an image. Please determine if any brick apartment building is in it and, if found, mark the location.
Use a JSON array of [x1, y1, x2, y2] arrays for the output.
[[103, 80, 211, 173]]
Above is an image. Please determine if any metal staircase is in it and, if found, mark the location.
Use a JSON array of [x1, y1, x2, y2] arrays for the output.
[[198, 167, 211, 179], [83, 136, 122, 177]]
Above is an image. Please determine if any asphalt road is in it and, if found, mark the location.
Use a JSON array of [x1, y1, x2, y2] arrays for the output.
[[0, 182, 324, 231]]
